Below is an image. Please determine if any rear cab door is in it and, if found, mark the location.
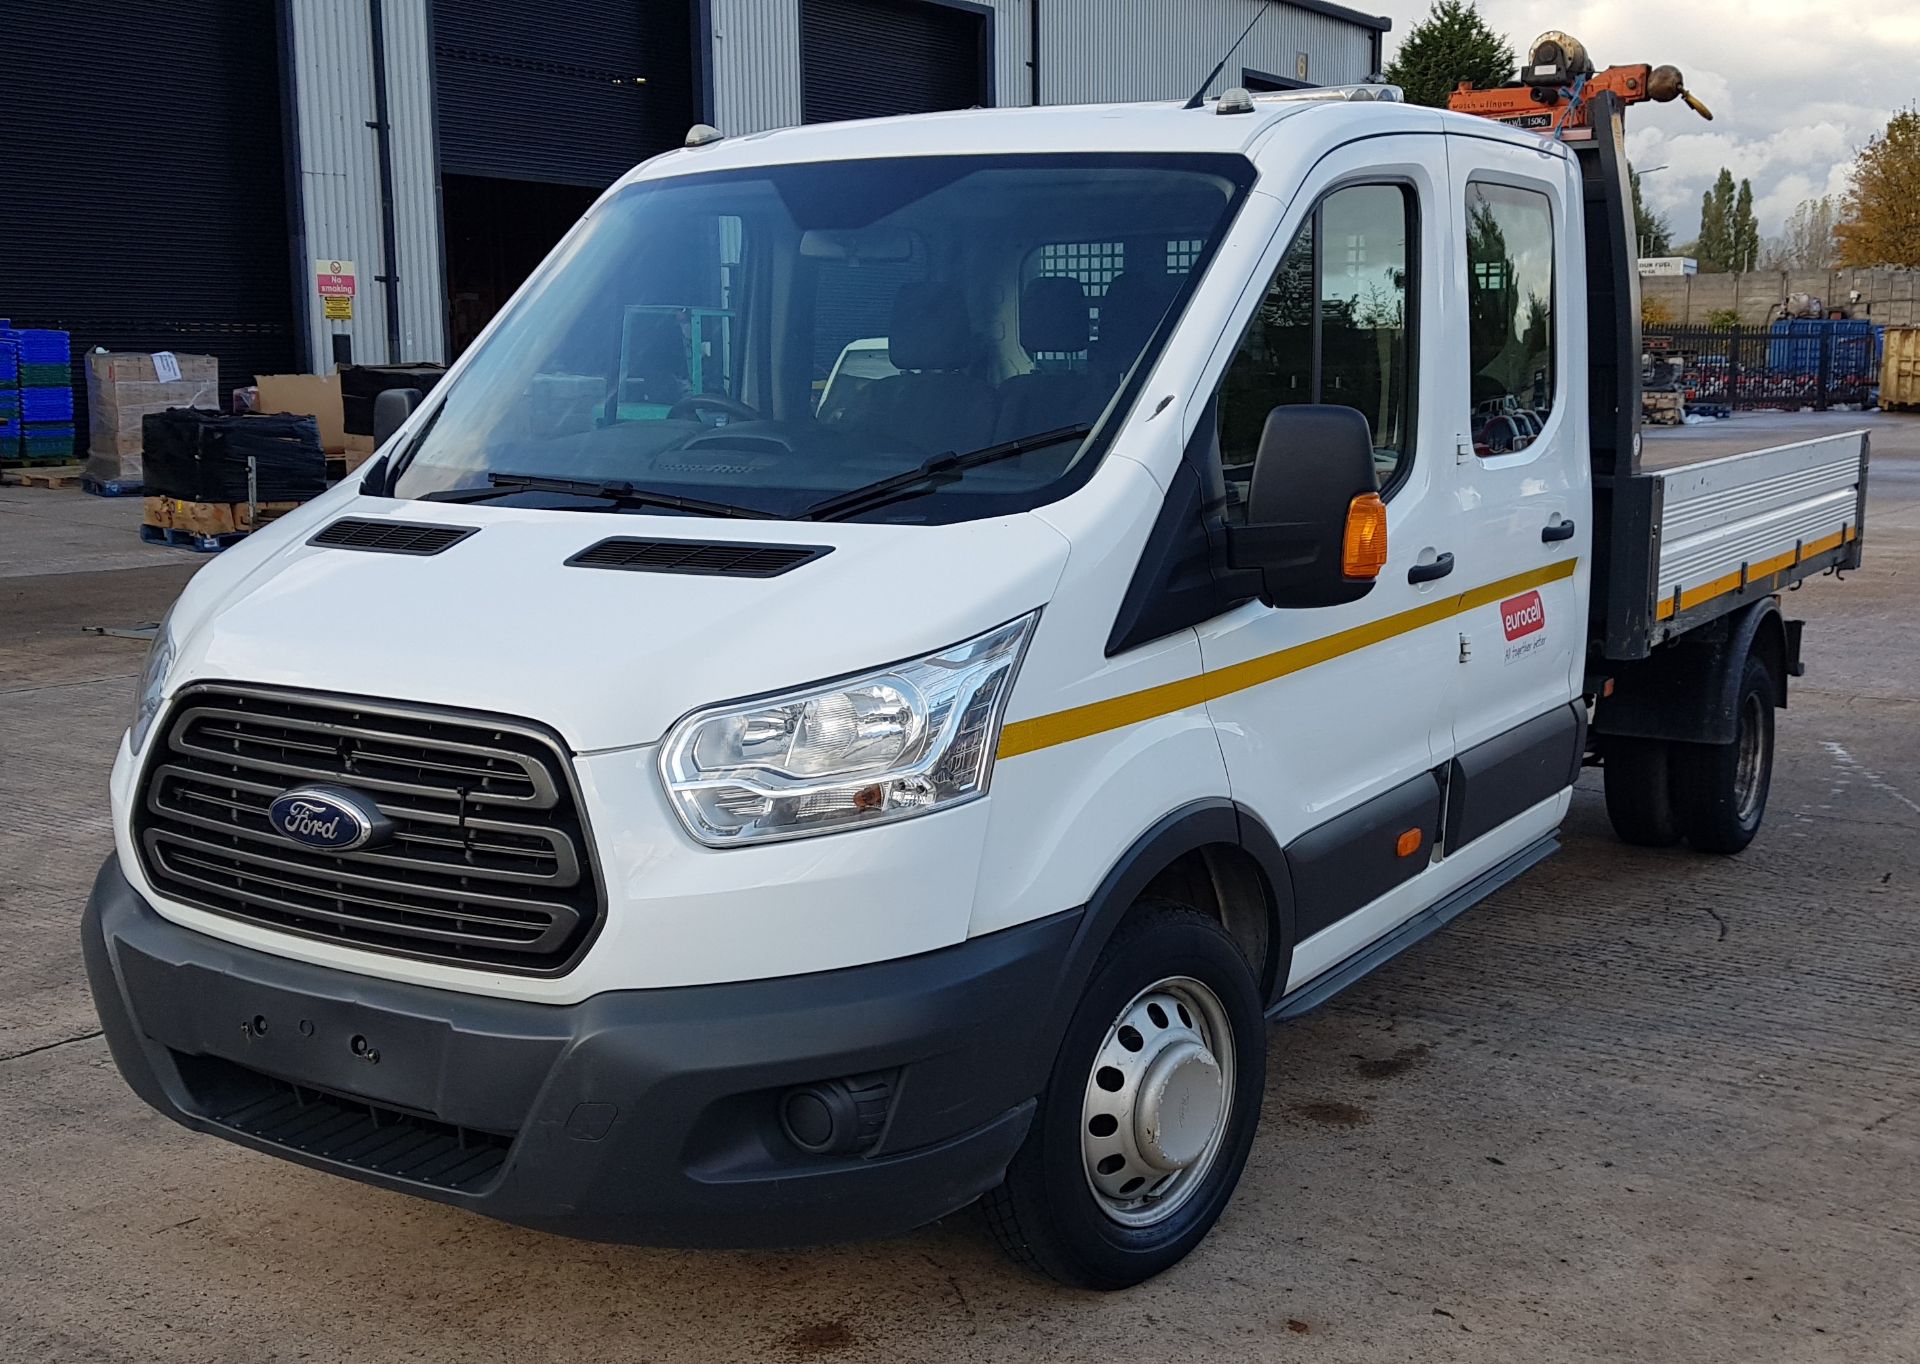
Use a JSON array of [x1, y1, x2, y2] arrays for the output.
[[1437, 127, 1592, 853]]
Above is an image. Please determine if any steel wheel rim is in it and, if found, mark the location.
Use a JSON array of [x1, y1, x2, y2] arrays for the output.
[[1080, 975, 1235, 1227], [1734, 690, 1767, 822]]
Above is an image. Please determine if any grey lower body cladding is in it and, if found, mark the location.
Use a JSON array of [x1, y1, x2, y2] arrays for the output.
[[82, 860, 1078, 1246]]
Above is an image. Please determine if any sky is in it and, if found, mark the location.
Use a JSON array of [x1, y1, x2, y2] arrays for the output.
[[1377, 1, 1920, 245]]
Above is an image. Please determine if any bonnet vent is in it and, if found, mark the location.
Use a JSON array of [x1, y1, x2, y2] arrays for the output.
[[309, 519, 479, 556], [566, 538, 831, 578]]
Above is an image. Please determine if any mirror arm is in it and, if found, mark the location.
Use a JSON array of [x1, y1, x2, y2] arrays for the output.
[[1223, 520, 1324, 574]]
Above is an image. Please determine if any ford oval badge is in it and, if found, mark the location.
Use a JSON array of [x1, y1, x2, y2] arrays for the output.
[[267, 784, 393, 852]]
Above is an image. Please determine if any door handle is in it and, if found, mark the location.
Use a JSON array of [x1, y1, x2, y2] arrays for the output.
[[1542, 519, 1576, 542], [1407, 552, 1455, 584]]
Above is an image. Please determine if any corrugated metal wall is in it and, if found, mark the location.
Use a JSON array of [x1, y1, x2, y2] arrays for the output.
[[712, 0, 1032, 134], [709, 0, 1374, 134], [709, 0, 803, 133], [0, 0, 299, 439], [1039, 0, 1377, 105], [381, 3, 445, 364], [287, 0, 444, 370], [432, 0, 692, 186], [985, 0, 1033, 108], [275, 0, 1379, 375]]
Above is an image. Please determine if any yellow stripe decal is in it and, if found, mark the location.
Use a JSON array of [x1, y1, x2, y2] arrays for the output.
[[998, 558, 1579, 760], [1654, 526, 1854, 621]]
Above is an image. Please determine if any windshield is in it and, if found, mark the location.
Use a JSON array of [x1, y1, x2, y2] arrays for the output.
[[390, 154, 1253, 522]]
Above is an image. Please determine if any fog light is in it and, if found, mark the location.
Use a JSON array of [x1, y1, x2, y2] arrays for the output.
[[778, 1072, 895, 1157]]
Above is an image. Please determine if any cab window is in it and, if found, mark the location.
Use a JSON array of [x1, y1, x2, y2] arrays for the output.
[[1465, 181, 1555, 455], [1216, 183, 1415, 520]]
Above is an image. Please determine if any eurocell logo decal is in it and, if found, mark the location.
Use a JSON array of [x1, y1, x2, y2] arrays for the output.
[[1500, 590, 1545, 641]]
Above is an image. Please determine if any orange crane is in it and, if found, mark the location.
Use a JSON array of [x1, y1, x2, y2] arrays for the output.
[[1446, 31, 1713, 139]]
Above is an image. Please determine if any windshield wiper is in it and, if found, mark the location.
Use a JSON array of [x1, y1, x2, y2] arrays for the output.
[[802, 425, 1094, 522], [442, 472, 778, 519]]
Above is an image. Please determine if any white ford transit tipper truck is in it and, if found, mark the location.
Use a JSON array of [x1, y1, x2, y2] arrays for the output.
[[86, 79, 1867, 1289]]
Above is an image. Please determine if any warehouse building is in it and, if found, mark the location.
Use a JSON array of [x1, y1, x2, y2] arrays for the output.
[[1, 0, 1388, 426]]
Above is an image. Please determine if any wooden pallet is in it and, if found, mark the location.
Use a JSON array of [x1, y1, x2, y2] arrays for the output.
[[139, 522, 248, 554], [4, 462, 85, 488], [83, 476, 144, 497], [143, 496, 301, 537]]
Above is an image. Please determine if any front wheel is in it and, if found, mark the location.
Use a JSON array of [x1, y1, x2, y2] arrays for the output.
[[982, 904, 1266, 1290], [1671, 654, 1777, 854]]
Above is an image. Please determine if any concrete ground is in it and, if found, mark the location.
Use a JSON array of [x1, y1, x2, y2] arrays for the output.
[[4, 414, 1919, 1362]]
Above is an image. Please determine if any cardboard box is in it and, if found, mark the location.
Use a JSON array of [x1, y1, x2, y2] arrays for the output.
[[255, 372, 346, 453], [85, 351, 220, 457], [88, 351, 218, 386], [88, 380, 220, 455]]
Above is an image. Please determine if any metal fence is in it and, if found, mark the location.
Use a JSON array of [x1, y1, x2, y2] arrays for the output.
[[1643, 324, 1880, 412]]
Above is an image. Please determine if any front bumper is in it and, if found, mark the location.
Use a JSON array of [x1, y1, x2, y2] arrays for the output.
[[83, 859, 1081, 1246]]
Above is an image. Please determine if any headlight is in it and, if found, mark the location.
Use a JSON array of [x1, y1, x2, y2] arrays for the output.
[[128, 608, 178, 756], [661, 613, 1037, 845]]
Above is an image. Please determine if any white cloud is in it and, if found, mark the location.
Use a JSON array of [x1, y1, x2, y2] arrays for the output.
[[1380, 0, 1918, 240]]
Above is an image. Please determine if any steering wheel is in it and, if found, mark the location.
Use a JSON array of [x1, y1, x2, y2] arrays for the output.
[[667, 393, 763, 425]]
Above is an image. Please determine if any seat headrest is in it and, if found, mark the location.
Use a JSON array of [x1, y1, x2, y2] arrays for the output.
[[1021, 276, 1091, 354], [1095, 272, 1177, 364], [888, 283, 975, 372]]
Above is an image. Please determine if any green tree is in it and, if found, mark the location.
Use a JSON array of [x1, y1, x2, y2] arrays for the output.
[[1837, 106, 1920, 268], [1695, 169, 1758, 272], [1696, 170, 1734, 271], [1732, 179, 1761, 273], [1631, 168, 1673, 257], [1384, 0, 1515, 109]]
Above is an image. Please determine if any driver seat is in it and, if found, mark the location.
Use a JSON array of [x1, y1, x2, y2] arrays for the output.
[[849, 283, 995, 452]]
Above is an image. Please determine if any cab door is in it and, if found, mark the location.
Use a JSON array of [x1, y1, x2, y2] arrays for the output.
[[1190, 135, 1460, 989], [1436, 135, 1591, 855]]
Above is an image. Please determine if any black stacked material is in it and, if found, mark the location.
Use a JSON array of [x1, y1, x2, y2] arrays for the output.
[[142, 409, 326, 502], [340, 363, 445, 435]]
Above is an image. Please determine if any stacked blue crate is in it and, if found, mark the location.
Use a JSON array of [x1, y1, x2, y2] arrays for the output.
[[0, 333, 17, 450], [20, 385, 73, 421], [13, 328, 73, 461]]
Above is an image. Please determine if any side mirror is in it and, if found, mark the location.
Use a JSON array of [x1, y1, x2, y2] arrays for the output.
[[372, 387, 422, 446], [1224, 405, 1386, 608]]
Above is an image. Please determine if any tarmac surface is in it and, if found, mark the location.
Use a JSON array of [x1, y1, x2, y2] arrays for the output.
[[4, 412, 1918, 1362]]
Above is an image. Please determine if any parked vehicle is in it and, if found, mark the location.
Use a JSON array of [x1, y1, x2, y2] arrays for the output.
[[85, 70, 1866, 1289]]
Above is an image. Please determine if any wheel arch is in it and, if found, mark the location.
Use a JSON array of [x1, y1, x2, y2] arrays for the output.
[[1594, 597, 1787, 745], [1035, 801, 1296, 1072]]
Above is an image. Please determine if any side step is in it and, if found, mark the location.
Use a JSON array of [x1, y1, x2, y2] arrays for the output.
[[1269, 832, 1559, 1022]]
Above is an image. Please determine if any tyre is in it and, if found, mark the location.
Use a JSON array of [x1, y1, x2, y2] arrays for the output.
[[982, 903, 1266, 1290], [1603, 735, 1682, 847], [1671, 654, 1777, 854]]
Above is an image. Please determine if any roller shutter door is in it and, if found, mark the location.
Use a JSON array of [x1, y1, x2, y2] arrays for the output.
[[0, 0, 298, 441], [433, 0, 694, 188], [801, 0, 989, 124]]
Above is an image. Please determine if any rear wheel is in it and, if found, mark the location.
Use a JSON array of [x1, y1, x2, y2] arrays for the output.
[[982, 904, 1265, 1290], [1603, 735, 1682, 847], [1671, 654, 1777, 854]]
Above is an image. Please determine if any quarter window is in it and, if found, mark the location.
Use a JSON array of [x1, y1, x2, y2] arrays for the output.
[[1217, 183, 1414, 518], [1465, 182, 1555, 455]]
